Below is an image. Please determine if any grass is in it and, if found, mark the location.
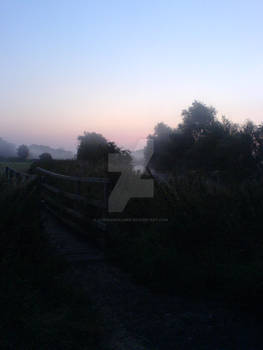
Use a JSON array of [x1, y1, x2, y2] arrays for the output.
[[0, 177, 103, 349], [105, 176, 263, 308], [0, 161, 32, 174]]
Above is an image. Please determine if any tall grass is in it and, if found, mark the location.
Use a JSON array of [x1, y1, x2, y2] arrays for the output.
[[105, 172, 263, 307]]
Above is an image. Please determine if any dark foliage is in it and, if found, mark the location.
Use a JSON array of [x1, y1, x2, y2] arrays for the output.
[[145, 101, 263, 179], [39, 152, 53, 161], [77, 131, 132, 168], [17, 144, 30, 160]]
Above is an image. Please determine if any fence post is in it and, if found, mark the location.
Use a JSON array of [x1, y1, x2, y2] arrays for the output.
[[5, 167, 9, 183], [77, 181, 81, 195], [16, 172, 20, 186], [39, 175, 44, 204], [104, 181, 109, 214], [10, 169, 13, 184]]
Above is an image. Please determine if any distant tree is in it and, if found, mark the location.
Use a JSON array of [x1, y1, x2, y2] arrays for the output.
[[77, 132, 132, 167], [77, 132, 109, 162], [39, 152, 53, 161], [153, 122, 173, 138], [29, 144, 73, 160], [179, 100, 217, 141], [17, 145, 29, 160]]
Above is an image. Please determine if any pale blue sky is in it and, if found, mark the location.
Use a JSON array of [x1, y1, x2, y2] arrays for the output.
[[1, 0, 263, 150]]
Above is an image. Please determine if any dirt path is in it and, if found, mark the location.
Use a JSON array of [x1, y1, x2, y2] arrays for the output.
[[43, 211, 263, 350]]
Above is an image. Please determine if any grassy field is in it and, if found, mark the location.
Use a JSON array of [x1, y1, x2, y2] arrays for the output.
[[0, 161, 32, 174]]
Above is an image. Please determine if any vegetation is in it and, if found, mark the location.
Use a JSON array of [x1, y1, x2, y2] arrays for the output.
[[29, 144, 73, 160], [0, 140, 73, 161], [77, 131, 131, 167], [105, 176, 263, 308], [0, 161, 32, 174], [0, 178, 102, 349], [39, 152, 53, 161], [145, 101, 263, 180], [17, 144, 30, 160], [25, 101, 263, 309], [31, 159, 263, 308]]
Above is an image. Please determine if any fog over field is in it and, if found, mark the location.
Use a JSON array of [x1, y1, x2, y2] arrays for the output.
[[0, 137, 73, 159]]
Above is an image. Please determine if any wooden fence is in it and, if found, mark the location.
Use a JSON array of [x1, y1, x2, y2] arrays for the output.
[[5, 166, 36, 185], [5, 166, 110, 238]]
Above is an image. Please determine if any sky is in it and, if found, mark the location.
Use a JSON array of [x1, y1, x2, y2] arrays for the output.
[[1, 0, 263, 151]]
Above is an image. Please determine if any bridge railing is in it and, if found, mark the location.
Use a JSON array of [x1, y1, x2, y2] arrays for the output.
[[36, 167, 109, 234], [4, 166, 110, 237], [5, 166, 37, 185]]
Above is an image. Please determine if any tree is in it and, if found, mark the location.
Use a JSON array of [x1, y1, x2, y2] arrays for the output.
[[144, 101, 263, 178], [153, 122, 173, 138], [77, 131, 132, 166], [39, 153, 53, 161], [179, 100, 217, 141], [17, 145, 29, 160], [77, 132, 109, 162]]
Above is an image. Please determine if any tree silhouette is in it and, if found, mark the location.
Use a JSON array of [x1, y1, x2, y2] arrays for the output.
[[144, 101, 263, 178], [77, 132, 132, 167], [17, 145, 29, 160], [39, 152, 53, 161]]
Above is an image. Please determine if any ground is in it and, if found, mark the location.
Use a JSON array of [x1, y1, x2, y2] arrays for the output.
[[44, 210, 263, 350]]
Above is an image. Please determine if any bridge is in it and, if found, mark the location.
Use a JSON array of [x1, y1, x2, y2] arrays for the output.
[[3, 165, 261, 350]]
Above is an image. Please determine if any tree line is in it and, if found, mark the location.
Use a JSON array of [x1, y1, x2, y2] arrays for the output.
[[76, 101, 263, 182], [145, 101, 263, 180], [3, 100, 263, 179], [0, 140, 73, 161], [0, 139, 31, 160]]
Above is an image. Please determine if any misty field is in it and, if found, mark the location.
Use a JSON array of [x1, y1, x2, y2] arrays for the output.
[[0, 161, 32, 174]]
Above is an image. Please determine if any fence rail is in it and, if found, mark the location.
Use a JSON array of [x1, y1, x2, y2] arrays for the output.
[[42, 183, 105, 208], [5, 166, 36, 184], [5, 166, 109, 239], [36, 167, 110, 183]]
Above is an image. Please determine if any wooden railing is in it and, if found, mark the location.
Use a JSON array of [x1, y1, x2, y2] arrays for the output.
[[37, 167, 110, 234], [5, 166, 36, 185], [5, 166, 110, 237]]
